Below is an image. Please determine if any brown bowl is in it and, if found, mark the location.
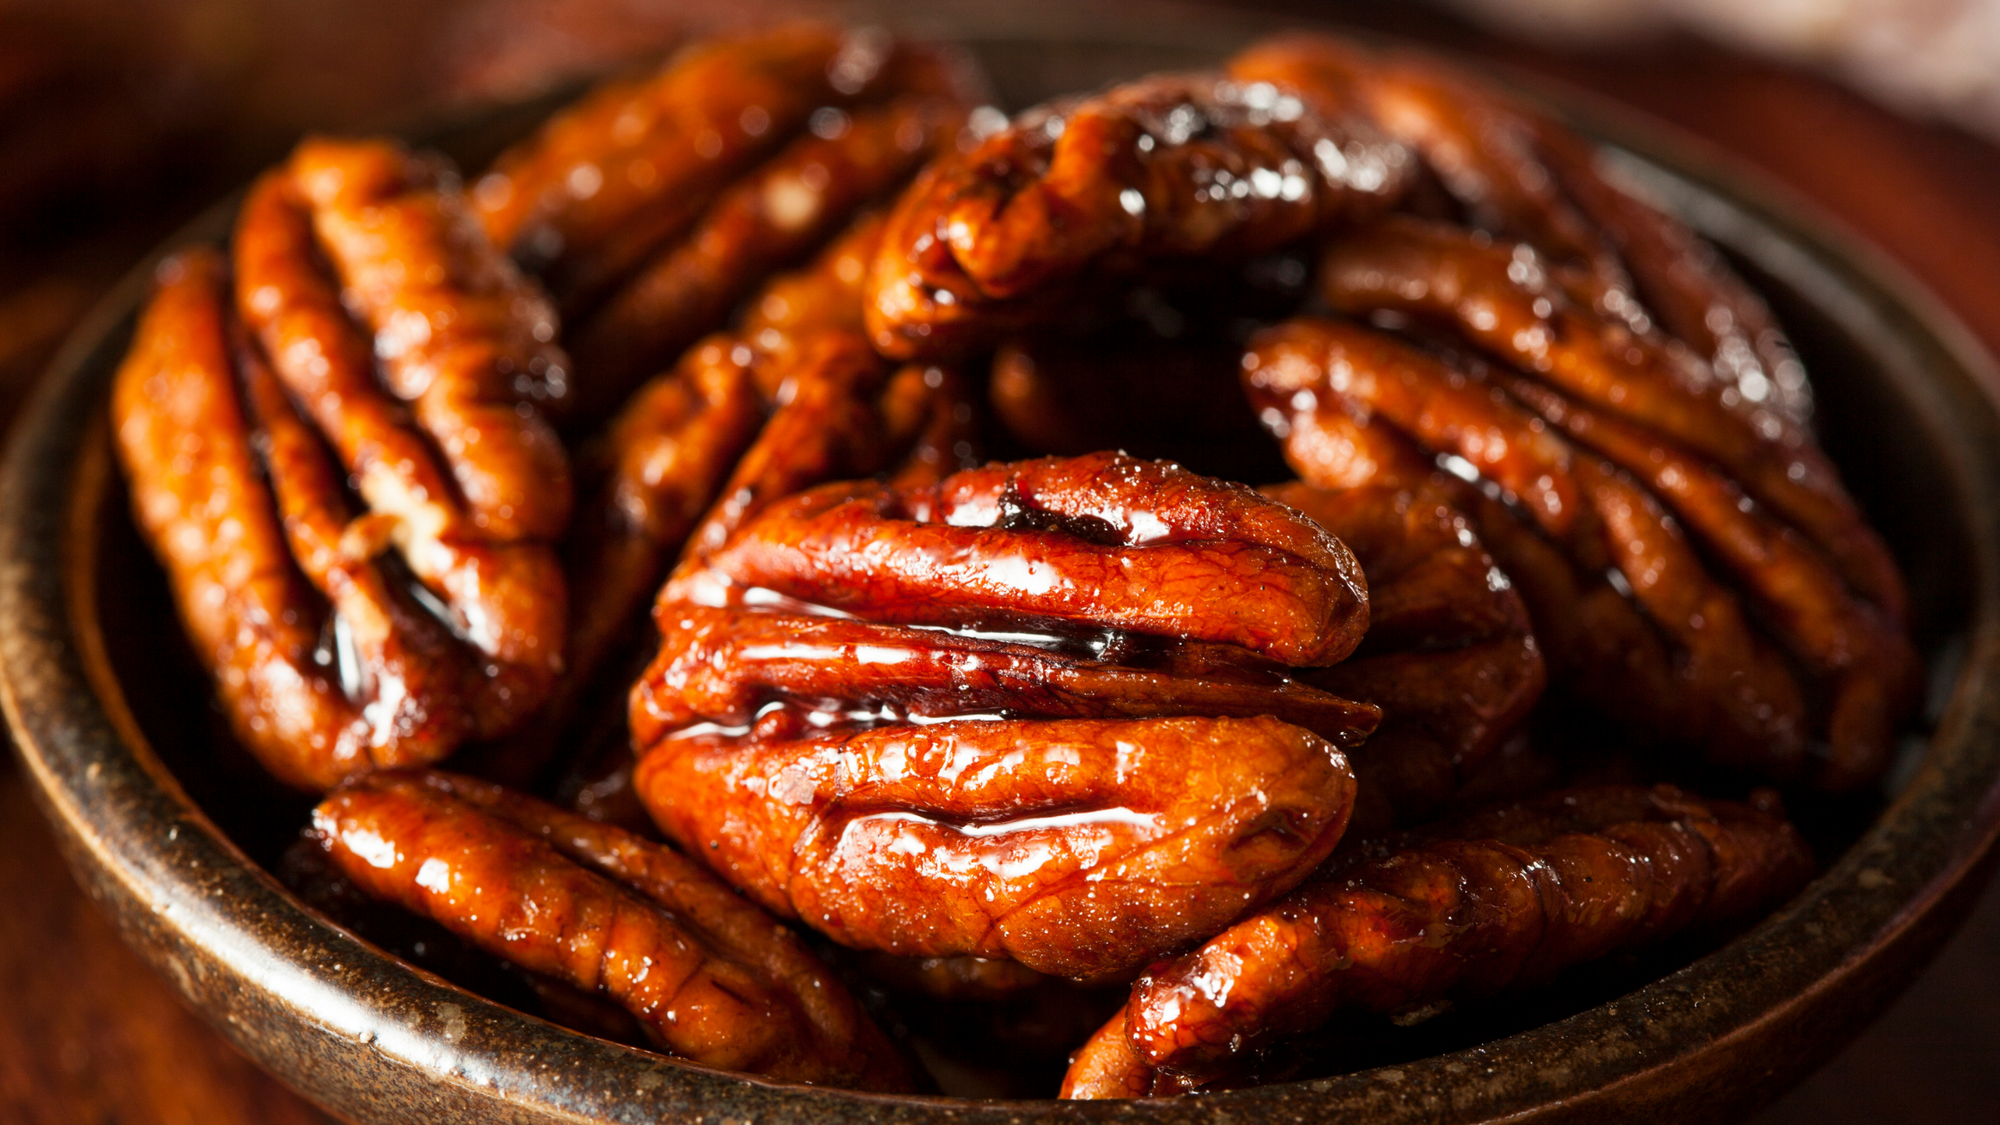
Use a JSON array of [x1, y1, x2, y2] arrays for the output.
[[6, 9, 2000, 1124]]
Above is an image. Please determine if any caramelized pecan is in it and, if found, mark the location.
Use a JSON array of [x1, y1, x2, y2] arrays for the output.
[[1228, 33, 1813, 427], [1062, 783, 1813, 1097], [115, 216, 563, 789], [235, 138, 571, 735], [1319, 217, 1903, 621], [569, 94, 971, 412], [312, 770, 913, 1091], [865, 72, 1411, 359], [1246, 300, 1917, 787], [476, 24, 983, 320], [632, 453, 1375, 978]]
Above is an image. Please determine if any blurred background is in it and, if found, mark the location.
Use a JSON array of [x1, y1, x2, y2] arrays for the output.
[[0, 0, 1995, 1120]]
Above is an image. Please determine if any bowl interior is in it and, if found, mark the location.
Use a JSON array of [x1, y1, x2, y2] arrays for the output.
[[13, 19, 2000, 1125]]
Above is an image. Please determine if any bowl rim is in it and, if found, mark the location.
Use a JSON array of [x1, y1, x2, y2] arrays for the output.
[[6, 11, 2000, 1123]]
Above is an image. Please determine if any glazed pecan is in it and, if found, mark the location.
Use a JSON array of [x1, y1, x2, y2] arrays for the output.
[[1266, 478, 1545, 832], [115, 250, 463, 788], [1061, 783, 1813, 1097], [116, 163, 568, 790], [1245, 316, 1919, 788], [476, 24, 984, 322], [1228, 33, 1813, 428], [568, 93, 972, 411], [630, 453, 1376, 978], [312, 770, 913, 1091], [235, 138, 571, 723], [864, 71, 1412, 359], [1320, 217, 1903, 621]]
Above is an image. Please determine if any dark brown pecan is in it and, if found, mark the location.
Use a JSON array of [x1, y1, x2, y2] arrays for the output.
[[476, 24, 984, 319], [1244, 315, 1918, 787], [630, 453, 1375, 978], [1062, 783, 1813, 1097], [312, 770, 914, 1091], [1267, 479, 1545, 832], [864, 71, 1412, 359], [1319, 217, 1904, 622], [1228, 33, 1813, 428], [568, 94, 971, 413]]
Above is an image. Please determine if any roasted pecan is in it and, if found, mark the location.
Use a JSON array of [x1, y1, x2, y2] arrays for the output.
[[1320, 217, 1903, 621], [311, 770, 913, 1091], [630, 453, 1375, 978], [235, 138, 571, 724], [864, 72, 1412, 359], [1266, 478, 1545, 832], [476, 23, 984, 322], [568, 93, 973, 412], [1061, 783, 1813, 1097], [1246, 314, 1918, 788], [116, 151, 569, 790], [1228, 33, 1813, 428]]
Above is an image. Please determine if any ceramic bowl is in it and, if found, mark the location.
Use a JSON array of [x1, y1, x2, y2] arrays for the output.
[[5, 8, 2000, 1124]]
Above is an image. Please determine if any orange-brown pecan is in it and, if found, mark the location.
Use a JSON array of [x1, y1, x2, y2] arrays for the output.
[[864, 72, 1412, 360], [476, 24, 984, 319], [234, 137, 572, 741], [630, 453, 1376, 978], [114, 250, 475, 788], [568, 93, 972, 411], [311, 770, 913, 1091], [1319, 217, 1903, 621], [1228, 33, 1813, 428], [1247, 295, 1918, 788], [1062, 783, 1813, 1097]]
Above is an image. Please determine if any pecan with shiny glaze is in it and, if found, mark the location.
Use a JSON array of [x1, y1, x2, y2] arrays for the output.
[[1320, 216, 1903, 622], [569, 94, 971, 410], [1061, 783, 1813, 1097], [1245, 316, 1923, 783], [632, 453, 1375, 978], [1267, 479, 1545, 831], [638, 715, 1358, 980], [235, 138, 572, 741], [1228, 33, 1813, 427], [115, 250, 477, 788], [312, 770, 913, 1091], [865, 71, 1412, 359], [476, 24, 983, 318]]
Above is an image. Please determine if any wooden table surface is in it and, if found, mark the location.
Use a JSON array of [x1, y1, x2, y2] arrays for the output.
[[1, 2, 1996, 1121]]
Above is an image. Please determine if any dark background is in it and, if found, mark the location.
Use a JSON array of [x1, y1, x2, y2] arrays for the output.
[[2, 1, 1996, 1120]]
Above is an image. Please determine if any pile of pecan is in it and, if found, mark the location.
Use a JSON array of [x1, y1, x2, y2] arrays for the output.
[[112, 22, 1902, 1100]]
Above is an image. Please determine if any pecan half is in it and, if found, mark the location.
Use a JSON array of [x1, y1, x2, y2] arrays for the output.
[[1229, 33, 1813, 428], [864, 71, 1412, 359], [568, 93, 972, 412], [1246, 316, 1918, 788], [1061, 783, 1813, 1097], [631, 453, 1376, 978], [116, 163, 568, 789], [236, 138, 570, 725], [476, 23, 984, 322], [312, 770, 914, 1091]]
